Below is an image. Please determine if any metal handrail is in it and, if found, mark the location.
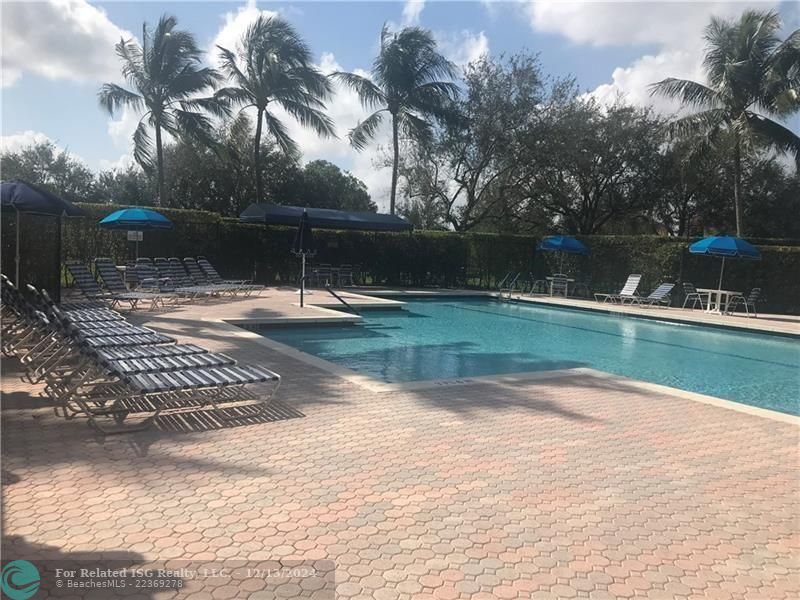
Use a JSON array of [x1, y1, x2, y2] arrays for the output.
[[325, 284, 360, 315]]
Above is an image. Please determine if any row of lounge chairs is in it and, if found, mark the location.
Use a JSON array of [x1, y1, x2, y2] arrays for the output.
[[65, 257, 264, 309], [1, 274, 280, 433]]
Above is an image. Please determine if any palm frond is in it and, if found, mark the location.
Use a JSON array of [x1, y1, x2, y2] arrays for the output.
[[174, 109, 221, 153], [743, 111, 800, 163], [97, 83, 144, 115], [278, 99, 336, 139], [348, 110, 386, 150], [649, 78, 723, 109], [331, 72, 386, 108], [662, 109, 728, 140], [179, 95, 231, 119], [262, 110, 300, 158], [214, 86, 255, 109], [398, 110, 433, 145], [132, 120, 155, 173]]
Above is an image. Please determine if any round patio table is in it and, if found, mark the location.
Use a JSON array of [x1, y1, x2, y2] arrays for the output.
[[697, 288, 741, 315]]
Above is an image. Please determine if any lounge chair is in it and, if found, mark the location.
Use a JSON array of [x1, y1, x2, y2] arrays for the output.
[[94, 258, 167, 310], [183, 258, 240, 296], [682, 282, 709, 309], [727, 288, 761, 318], [66, 262, 157, 310], [632, 283, 674, 307], [197, 257, 264, 296], [153, 258, 216, 300], [3, 281, 281, 433], [594, 274, 642, 304]]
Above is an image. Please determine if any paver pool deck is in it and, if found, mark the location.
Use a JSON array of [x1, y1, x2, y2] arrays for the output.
[[2, 289, 798, 599]]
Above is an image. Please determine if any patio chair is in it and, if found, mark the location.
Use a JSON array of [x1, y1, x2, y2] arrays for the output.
[[312, 263, 333, 288], [632, 283, 674, 307], [94, 258, 166, 310], [549, 274, 569, 297], [337, 264, 354, 287], [572, 278, 591, 299], [594, 274, 642, 304], [727, 288, 761, 318], [682, 282, 709, 309]]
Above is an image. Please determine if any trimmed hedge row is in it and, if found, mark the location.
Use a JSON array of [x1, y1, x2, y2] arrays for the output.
[[30, 203, 797, 314]]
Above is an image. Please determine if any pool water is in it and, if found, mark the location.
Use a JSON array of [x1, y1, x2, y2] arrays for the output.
[[261, 298, 800, 415]]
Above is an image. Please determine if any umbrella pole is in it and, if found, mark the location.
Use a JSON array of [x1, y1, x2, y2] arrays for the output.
[[559, 252, 564, 274], [300, 253, 305, 308], [718, 257, 725, 291], [15, 207, 20, 285]]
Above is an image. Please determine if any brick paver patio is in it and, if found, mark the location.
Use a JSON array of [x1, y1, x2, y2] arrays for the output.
[[2, 290, 798, 599]]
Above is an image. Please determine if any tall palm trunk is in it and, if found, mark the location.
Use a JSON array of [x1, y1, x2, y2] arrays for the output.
[[733, 136, 743, 236], [254, 107, 265, 204], [155, 122, 165, 207], [389, 114, 400, 215]]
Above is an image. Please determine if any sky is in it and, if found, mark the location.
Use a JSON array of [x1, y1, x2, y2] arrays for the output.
[[1, 0, 798, 211]]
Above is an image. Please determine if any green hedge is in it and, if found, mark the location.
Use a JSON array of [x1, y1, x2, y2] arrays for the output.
[[35, 204, 796, 314]]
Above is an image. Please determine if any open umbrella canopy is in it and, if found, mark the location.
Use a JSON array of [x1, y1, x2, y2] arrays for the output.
[[689, 236, 761, 260], [1, 179, 85, 216], [291, 210, 315, 255], [537, 235, 590, 256], [99, 207, 173, 230]]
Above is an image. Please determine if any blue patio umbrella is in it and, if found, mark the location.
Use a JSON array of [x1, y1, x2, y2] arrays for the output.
[[537, 235, 590, 273], [99, 207, 173, 258], [689, 235, 761, 291]]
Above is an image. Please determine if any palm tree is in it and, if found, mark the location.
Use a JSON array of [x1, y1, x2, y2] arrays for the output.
[[650, 10, 800, 236], [99, 15, 225, 206], [333, 26, 459, 214], [214, 15, 335, 204]]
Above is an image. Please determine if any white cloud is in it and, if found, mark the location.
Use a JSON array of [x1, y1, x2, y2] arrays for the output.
[[0, 130, 89, 165], [402, 0, 426, 26], [1, 131, 54, 153], [0, 0, 133, 87], [98, 154, 136, 173], [435, 30, 489, 68], [522, 1, 780, 115], [208, 0, 278, 68]]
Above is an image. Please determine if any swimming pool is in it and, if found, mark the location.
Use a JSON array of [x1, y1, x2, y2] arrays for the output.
[[260, 298, 800, 415]]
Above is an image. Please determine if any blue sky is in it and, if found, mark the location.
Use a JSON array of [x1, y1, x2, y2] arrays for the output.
[[2, 1, 797, 209]]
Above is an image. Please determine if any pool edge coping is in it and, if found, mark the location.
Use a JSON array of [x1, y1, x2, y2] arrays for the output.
[[216, 318, 800, 426]]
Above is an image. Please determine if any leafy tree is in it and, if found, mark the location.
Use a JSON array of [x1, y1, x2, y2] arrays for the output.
[[333, 26, 459, 214], [398, 53, 560, 231], [96, 165, 154, 206], [98, 14, 225, 206], [298, 160, 376, 212], [524, 100, 663, 234], [0, 141, 100, 202], [215, 15, 335, 205], [650, 9, 800, 236]]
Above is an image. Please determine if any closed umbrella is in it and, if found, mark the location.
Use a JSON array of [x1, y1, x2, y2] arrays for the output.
[[1, 179, 85, 293], [537, 235, 590, 273], [688, 235, 761, 292], [291, 210, 316, 307], [98, 207, 173, 258]]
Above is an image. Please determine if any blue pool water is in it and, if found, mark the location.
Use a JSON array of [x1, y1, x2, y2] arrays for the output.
[[262, 298, 800, 415]]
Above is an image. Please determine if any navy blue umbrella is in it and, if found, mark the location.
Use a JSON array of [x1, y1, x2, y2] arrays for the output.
[[99, 207, 173, 258], [291, 210, 316, 307], [1, 179, 85, 286], [689, 235, 761, 291], [537, 235, 590, 273]]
